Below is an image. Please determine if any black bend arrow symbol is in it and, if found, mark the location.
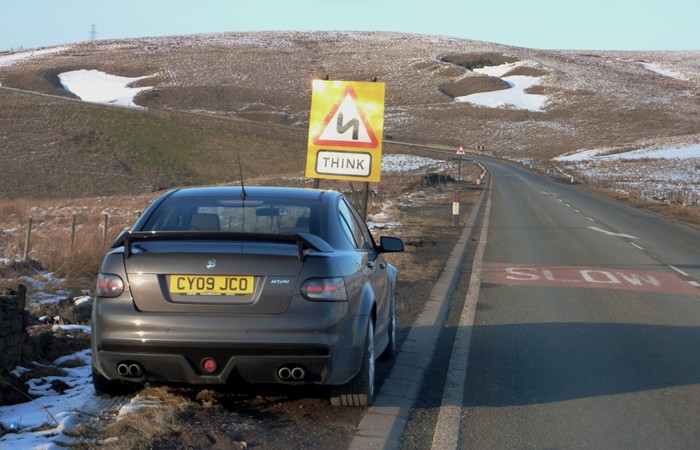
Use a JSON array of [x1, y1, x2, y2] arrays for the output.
[[336, 112, 359, 141]]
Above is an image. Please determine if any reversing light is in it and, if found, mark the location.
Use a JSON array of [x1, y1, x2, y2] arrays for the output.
[[96, 273, 125, 297], [301, 277, 348, 302]]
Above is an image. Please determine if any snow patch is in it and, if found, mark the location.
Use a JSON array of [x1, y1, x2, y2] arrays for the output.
[[640, 62, 687, 80], [0, 46, 69, 68], [382, 154, 445, 172], [0, 350, 100, 449], [58, 69, 157, 109], [554, 143, 700, 201], [554, 144, 700, 162], [454, 62, 547, 112]]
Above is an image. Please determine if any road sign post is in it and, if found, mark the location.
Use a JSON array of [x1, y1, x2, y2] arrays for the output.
[[455, 145, 466, 181]]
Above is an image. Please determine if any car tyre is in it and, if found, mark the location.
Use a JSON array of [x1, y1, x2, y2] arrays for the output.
[[92, 366, 138, 397], [330, 321, 376, 407], [380, 295, 397, 360]]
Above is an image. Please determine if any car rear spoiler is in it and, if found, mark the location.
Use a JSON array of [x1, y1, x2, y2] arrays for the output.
[[113, 231, 334, 262]]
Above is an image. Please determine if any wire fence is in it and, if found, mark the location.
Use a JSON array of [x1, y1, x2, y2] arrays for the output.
[[540, 163, 699, 208], [610, 183, 700, 207], [22, 214, 111, 261]]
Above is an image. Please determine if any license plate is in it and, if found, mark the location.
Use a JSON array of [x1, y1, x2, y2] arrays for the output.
[[169, 275, 254, 295]]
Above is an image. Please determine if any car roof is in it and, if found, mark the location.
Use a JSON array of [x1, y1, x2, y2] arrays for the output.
[[166, 186, 335, 201]]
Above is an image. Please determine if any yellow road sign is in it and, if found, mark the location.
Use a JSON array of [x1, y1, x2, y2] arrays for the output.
[[306, 80, 385, 182]]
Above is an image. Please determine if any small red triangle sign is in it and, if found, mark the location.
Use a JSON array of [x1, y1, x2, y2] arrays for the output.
[[456, 145, 466, 155], [313, 86, 379, 148]]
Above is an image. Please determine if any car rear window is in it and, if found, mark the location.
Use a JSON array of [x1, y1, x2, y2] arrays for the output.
[[139, 196, 318, 235]]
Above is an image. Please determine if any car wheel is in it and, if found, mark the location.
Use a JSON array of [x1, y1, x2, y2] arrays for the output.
[[381, 295, 396, 360], [330, 320, 376, 407], [92, 366, 138, 397]]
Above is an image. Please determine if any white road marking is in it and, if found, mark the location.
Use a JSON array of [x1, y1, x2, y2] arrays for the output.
[[668, 265, 691, 277], [588, 226, 640, 240], [629, 242, 644, 250], [689, 281, 700, 288], [587, 217, 595, 222], [430, 185, 492, 449]]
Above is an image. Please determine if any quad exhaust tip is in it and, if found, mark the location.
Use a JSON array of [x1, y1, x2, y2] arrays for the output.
[[278, 365, 306, 381], [290, 367, 305, 380], [117, 362, 144, 378]]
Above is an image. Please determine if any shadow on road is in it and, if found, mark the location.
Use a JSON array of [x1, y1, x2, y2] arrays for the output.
[[464, 321, 700, 406]]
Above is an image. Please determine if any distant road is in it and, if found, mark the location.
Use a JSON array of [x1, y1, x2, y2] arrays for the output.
[[450, 158, 700, 448]]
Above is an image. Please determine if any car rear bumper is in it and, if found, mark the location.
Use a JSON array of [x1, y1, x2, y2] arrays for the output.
[[94, 341, 357, 385], [91, 296, 365, 386]]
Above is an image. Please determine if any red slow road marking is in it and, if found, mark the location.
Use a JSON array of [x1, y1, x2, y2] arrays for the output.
[[483, 263, 700, 296]]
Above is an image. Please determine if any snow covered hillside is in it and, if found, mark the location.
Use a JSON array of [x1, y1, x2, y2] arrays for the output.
[[0, 31, 697, 201]]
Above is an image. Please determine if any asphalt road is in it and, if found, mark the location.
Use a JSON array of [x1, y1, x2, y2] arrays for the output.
[[452, 162, 700, 449], [436, 159, 700, 449]]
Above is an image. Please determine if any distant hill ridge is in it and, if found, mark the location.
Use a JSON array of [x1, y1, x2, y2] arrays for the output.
[[1, 31, 698, 199]]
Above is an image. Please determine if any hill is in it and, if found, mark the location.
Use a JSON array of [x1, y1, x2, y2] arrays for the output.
[[1, 31, 698, 199]]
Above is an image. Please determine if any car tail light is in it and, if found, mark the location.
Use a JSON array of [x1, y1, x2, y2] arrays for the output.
[[301, 277, 348, 302], [96, 273, 125, 297]]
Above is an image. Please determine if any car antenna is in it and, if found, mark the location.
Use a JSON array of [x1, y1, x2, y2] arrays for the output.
[[238, 153, 247, 201]]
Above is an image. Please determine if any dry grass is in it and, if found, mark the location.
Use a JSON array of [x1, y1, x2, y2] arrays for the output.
[[1, 31, 698, 202], [380, 164, 483, 315], [106, 398, 187, 446], [439, 76, 511, 98], [439, 52, 520, 70], [504, 66, 550, 77], [88, 387, 199, 449], [0, 87, 309, 199], [0, 195, 155, 291], [75, 387, 247, 449]]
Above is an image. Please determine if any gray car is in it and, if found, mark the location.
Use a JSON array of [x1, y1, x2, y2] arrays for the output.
[[91, 186, 404, 406]]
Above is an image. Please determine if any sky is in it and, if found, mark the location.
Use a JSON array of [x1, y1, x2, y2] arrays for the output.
[[1, 0, 698, 52]]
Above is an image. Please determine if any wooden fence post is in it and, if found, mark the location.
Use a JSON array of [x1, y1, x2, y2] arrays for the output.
[[102, 214, 109, 247], [23, 218, 33, 261], [70, 215, 77, 249]]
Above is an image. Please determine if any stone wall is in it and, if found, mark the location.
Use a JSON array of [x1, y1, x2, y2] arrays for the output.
[[0, 285, 28, 371]]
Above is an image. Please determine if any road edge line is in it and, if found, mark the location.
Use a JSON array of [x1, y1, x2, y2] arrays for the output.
[[430, 180, 492, 449], [349, 178, 490, 450]]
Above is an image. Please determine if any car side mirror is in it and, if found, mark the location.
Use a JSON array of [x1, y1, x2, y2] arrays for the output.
[[379, 236, 404, 253]]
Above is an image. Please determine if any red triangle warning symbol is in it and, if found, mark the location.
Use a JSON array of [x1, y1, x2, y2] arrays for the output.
[[313, 86, 379, 148]]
